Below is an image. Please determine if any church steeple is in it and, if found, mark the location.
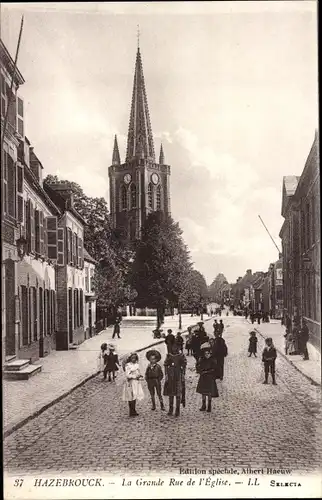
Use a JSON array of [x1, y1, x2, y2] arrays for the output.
[[125, 47, 155, 162], [159, 143, 165, 164], [112, 134, 121, 165]]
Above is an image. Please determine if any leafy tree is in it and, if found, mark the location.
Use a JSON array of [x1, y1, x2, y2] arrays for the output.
[[130, 211, 192, 326], [181, 269, 208, 313]]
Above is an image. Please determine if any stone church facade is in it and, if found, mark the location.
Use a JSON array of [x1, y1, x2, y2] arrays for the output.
[[108, 46, 171, 241]]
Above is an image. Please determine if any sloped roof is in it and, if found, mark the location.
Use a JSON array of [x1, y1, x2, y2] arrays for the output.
[[84, 248, 97, 264]]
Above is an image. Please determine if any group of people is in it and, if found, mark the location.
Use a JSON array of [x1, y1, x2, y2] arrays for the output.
[[248, 311, 269, 324], [284, 315, 310, 360], [115, 321, 230, 418]]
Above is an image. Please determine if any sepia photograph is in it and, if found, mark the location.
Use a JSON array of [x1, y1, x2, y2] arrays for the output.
[[1, 1, 320, 499]]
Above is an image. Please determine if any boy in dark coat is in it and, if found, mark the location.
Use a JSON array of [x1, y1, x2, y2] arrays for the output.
[[103, 345, 120, 381], [213, 332, 228, 380], [175, 331, 184, 352], [145, 350, 165, 411], [196, 343, 219, 412], [219, 320, 224, 335], [262, 337, 277, 385], [248, 331, 258, 357], [191, 332, 201, 361], [185, 327, 193, 355]]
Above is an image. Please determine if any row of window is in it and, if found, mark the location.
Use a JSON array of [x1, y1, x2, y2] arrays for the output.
[[20, 287, 55, 347], [68, 288, 84, 342], [119, 183, 162, 211], [303, 273, 319, 322], [300, 195, 317, 253], [84, 266, 95, 293]]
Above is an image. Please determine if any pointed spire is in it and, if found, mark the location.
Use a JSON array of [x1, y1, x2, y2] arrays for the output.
[[126, 45, 155, 162], [112, 134, 121, 165], [159, 143, 165, 164]]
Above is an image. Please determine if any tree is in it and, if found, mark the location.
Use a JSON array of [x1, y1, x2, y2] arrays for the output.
[[130, 211, 192, 327], [181, 269, 208, 313]]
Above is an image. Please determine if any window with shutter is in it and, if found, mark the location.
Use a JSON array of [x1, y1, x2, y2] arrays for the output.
[[65, 228, 72, 265], [77, 237, 82, 268], [35, 210, 40, 254], [30, 202, 36, 253], [7, 155, 16, 218], [3, 151, 8, 215], [75, 233, 78, 267], [80, 238, 84, 269], [57, 228, 65, 265], [16, 163, 24, 222], [1, 73, 7, 119], [46, 217, 58, 260], [80, 290, 84, 326], [16, 95, 24, 138], [7, 84, 16, 134], [39, 211, 45, 256]]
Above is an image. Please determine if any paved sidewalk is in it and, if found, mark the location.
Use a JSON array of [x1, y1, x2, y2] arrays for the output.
[[3, 313, 209, 436], [247, 319, 321, 386]]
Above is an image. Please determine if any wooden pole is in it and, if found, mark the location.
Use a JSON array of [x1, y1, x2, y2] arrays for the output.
[[258, 214, 281, 255], [1, 16, 24, 150]]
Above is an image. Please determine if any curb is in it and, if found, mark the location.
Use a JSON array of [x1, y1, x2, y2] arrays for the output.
[[4, 317, 211, 439], [248, 321, 320, 387]]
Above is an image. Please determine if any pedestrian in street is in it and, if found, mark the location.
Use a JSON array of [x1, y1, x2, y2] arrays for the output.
[[104, 345, 120, 381], [250, 312, 255, 324], [213, 320, 219, 334], [210, 309, 213, 316], [145, 350, 165, 411], [163, 342, 187, 417], [219, 319, 224, 335], [191, 331, 201, 361], [284, 330, 295, 355], [248, 331, 258, 357], [299, 319, 309, 360], [262, 337, 277, 385], [175, 331, 184, 352], [196, 343, 219, 413], [185, 327, 193, 355], [257, 311, 262, 325], [112, 319, 121, 339], [245, 309, 249, 320], [165, 329, 175, 353], [292, 321, 301, 354], [213, 332, 228, 380], [122, 352, 144, 417], [98, 342, 108, 376], [285, 314, 292, 334]]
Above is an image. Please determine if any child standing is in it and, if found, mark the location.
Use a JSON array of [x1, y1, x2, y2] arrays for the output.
[[122, 352, 144, 416], [196, 343, 219, 412], [248, 331, 258, 357], [104, 345, 120, 381], [99, 343, 108, 376], [163, 342, 187, 417], [262, 337, 277, 385], [185, 327, 193, 355], [145, 350, 165, 411]]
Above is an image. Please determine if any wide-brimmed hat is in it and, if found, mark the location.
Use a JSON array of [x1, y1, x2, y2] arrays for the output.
[[200, 342, 211, 350], [198, 321, 204, 325], [146, 349, 161, 362], [108, 344, 116, 350]]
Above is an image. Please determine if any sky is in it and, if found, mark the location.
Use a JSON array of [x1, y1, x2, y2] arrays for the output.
[[1, 2, 318, 284]]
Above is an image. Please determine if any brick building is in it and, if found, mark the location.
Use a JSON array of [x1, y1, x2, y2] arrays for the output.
[[280, 132, 320, 350], [44, 181, 86, 350], [83, 249, 97, 339], [1, 39, 26, 364]]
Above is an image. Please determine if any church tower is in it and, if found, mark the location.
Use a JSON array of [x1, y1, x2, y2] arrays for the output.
[[108, 44, 171, 241]]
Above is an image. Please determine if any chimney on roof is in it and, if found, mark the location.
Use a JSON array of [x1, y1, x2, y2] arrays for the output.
[[246, 269, 252, 275]]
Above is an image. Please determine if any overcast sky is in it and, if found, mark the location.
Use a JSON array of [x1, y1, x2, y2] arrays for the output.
[[2, 2, 318, 284]]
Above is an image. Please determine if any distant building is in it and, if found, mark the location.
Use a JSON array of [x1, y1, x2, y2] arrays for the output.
[[267, 256, 283, 319], [280, 132, 320, 350], [83, 249, 97, 339]]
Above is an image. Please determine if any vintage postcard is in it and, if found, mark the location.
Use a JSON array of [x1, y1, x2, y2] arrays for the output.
[[2, 1, 320, 499]]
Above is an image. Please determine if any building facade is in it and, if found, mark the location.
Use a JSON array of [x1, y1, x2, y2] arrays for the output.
[[108, 46, 171, 241], [83, 249, 97, 339], [267, 256, 283, 319], [280, 132, 320, 350]]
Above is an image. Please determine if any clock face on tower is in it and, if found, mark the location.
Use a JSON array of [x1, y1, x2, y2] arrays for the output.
[[124, 173, 132, 184], [151, 173, 159, 185]]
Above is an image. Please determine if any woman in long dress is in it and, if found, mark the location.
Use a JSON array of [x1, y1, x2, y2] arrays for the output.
[[122, 352, 144, 417], [163, 343, 187, 417]]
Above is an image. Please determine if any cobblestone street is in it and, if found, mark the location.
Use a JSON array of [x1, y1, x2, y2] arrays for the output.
[[4, 316, 322, 476]]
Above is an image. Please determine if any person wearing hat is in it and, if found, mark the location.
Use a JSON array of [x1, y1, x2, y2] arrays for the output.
[[163, 342, 187, 417], [145, 350, 165, 411], [219, 320, 224, 335], [248, 331, 258, 358], [175, 331, 184, 352], [262, 337, 277, 385], [122, 352, 144, 416], [185, 327, 193, 355], [196, 343, 219, 412], [103, 344, 120, 381], [213, 331, 228, 380], [165, 329, 175, 353]]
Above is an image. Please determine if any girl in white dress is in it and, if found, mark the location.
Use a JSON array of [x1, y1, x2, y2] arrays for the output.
[[122, 352, 144, 417]]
